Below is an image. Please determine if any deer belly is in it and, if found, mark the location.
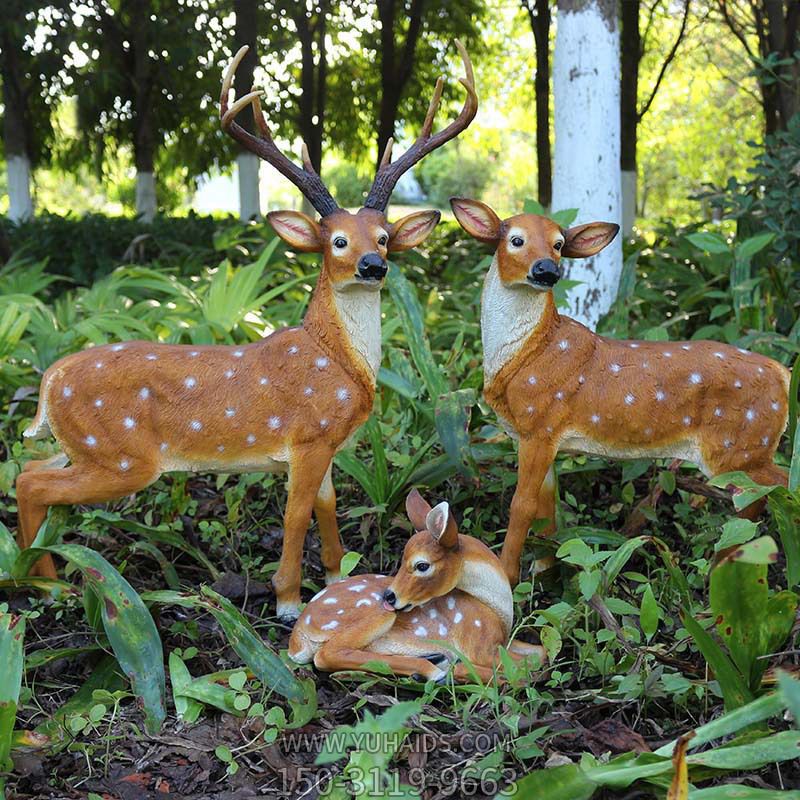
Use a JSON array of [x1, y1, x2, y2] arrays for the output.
[[159, 450, 290, 475], [558, 430, 708, 472]]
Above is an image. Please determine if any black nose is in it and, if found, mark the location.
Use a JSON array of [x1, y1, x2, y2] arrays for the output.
[[383, 589, 396, 607], [357, 252, 388, 280], [529, 258, 561, 287]]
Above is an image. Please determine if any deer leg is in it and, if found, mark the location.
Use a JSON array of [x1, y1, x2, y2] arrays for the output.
[[313, 464, 344, 584], [273, 447, 333, 622], [452, 644, 546, 685], [533, 465, 558, 574], [500, 439, 557, 586], [15, 463, 157, 579]]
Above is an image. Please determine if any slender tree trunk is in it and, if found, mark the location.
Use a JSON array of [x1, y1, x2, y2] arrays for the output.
[[525, 0, 552, 208], [1, 19, 33, 223], [553, 0, 622, 330], [764, 0, 798, 128], [132, 0, 156, 222], [620, 0, 640, 236], [234, 0, 261, 220]]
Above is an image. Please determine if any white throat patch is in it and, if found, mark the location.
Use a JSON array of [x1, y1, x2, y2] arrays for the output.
[[332, 286, 382, 379], [481, 256, 550, 382]]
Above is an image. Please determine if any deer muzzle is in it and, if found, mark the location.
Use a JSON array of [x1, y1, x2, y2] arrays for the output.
[[528, 258, 561, 288], [357, 252, 388, 282]]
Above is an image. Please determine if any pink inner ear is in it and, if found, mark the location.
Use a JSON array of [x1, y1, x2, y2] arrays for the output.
[[575, 232, 607, 248], [397, 218, 429, 240], [279, 219, 314, 239], [460, 206, 492, 234]]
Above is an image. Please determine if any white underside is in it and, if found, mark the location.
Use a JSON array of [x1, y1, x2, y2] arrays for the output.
[[160, 453, 290, 475], [332, 285, 382, 379]]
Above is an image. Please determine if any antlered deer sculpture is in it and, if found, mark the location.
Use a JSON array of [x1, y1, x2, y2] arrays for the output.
[[15, 43, 477, 622], [450, 198, 791, 584], [289, 490, 545, 683]]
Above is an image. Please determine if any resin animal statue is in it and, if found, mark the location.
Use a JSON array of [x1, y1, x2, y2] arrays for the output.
[[288, 490, 545, 682], [450, 197, 791, 584], [15, 42, 478, 622]]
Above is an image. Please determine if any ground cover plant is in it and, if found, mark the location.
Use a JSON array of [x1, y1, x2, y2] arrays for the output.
[[1, 200, 800, 799]]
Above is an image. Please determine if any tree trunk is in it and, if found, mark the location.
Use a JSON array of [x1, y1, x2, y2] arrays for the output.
[[234, 0, 261, 220], [132, 0, 156, 222], [552, 0, 622, 330], [525, 0, 552, 208], [764, 0, 798, 129], [1, 17, 34, 223], [619, 0, 640, 236]]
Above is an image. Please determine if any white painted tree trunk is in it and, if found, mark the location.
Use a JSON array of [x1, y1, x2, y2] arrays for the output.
[[237, 152, 261, 220], [621, 169, 636, 236], [7, 154, 33, 223], [553, 0, 622, 330], [136, 171, 157, 223]]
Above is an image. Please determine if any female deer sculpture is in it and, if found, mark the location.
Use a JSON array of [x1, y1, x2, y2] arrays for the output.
[[450, 198, 791, 584], [15, 43, 477, 622], [289, 490, 545, 683]]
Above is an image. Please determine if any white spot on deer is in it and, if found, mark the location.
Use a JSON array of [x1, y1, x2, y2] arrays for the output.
[[119, 459, 130, 471], [311, 588, 327, 601], [527, 375, 537, 385], [268, 416, 282, 430], [356, 598, 372, 607], [714, 408, 723, 417], [655, 390, 666, 401], [591, 414, 601, 424], [609, 363, 621, 374], [372, 593, 382, 602], [349, 584, 367, 593], [217, 444, 225, 452], [625, 394, 635, 405], [745, 409, 756, 421], [714, 352, 725, 359], [428, 608, 438, 619], [682, 345, 691, 351], [320, 419, 329, 429], [259, 376, 269, 385], [304, 386, 314, 396], [233, 350, 244, 358], [146, 353, 157, 361], [762, 435, 770, 446], [438, 624, 448, 636], [94, 398, 103, 408], [642, 361, 650, 369], [737, 347, 749, 354], [411, 616, 418, 624], [95, 361, 103, 369], [305, 614, 311, 625], [160, 442, 168, 452], [225, 408, 236, 417], [771, 401, 780, 411], [447, 597, 455, 610], [684, 416, 692, 426], [644, 427, 653, 436], [758, 367, 765, 374], [414, 626, 428, 637], [224, 369, 234, 379], [337, 608, 344, 615], [558, 339, 569, 351], [112, 344, 125, 352], [555, 391, 564, 400], [629, 343, 639, 349], [246, 434, 256, 445], [454, 611, 463, 624], [139, 388, 150, 400], [724, 439, 732, 448], [85, 435, 97, 447], [474, 619, 482, 628], [689, 373, 702, 385], [734, 380, 743, 388], [323, 597, 337, 605], [190, 420, 202, 431], [663, 351, 672, 358], [316, 357, 329, 369], [189, 350, 199, 357], [288, 345, 299, 355], [336, 388, 350, 402], [63, 386, 73, 398], [321, 620, 339, 631], [578, 375, 585, 384], [123, 417, 136, 429], [184, 377, 197, 389], [527, 405, 535, 414]]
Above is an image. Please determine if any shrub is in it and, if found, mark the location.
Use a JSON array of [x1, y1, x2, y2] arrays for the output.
[[416, 147, 491, 208]]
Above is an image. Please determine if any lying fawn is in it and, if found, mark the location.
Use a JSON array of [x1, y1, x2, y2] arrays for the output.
[[15, 43, 477, 622], [450, 198, 791, 584], [288, 490, 545, 683]]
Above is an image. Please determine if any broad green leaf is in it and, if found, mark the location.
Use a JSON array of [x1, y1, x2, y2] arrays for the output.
[[686, 232, 729, 254], [690, 788, 800, 799], [640, 584, 660, 641], [0, 614, 24, 772], [735, 232, 774, 262], [716, 518, 759, 551], [777, 670, 800, 729], [339, 552, 361, 577], [434, 388, 477, 476], [497, 763, 596, 800], [768, 488, 800, 587], [169, 653, 203, 724], [46, 544, 166, 734]]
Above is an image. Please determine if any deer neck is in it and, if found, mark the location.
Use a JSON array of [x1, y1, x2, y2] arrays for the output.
[[481, 255, 558, 383], [303, 269, 382, 391], [455, 536, 514, 638]]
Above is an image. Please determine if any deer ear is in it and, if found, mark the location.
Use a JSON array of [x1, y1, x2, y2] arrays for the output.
[[406, 489, 433, 531], [267, 210, 323, 252], [562, 222, 619, 258], [449, 197, 502, 244], [426, 501, 458, 549], [388, 210, 441, 252]]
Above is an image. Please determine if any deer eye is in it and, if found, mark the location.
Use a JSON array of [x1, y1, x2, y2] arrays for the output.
[[414, 561, 431, 573], [377, 234, 388, 247], [554, 241, 563, 251], [333, 237, 348, 249], [510, 236, 525, 248]]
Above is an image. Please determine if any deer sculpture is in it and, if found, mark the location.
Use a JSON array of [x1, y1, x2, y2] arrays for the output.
[[15, 43, 477, 622], [450, 198, 791, 584], [289, 489, 545, 683]]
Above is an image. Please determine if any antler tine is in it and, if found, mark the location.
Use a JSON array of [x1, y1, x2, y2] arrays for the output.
[[219, 45, 339, 217], [364, 39, 478, 212], [378, 137, 394, 169]]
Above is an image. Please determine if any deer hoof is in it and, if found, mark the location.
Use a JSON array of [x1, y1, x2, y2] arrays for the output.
[[275, 600, 301, 624], [325, 570, 344, 585]]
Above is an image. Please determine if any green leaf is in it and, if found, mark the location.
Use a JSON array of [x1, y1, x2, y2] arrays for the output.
[[777, 670, 800, 729], [497, 763, 596, 800], [434, 388, 477, 476], [0, 614, 24, 772], [578, 570, 601, 601], [551, 208, 579, 227], [735, 232, 775, 262], [603, 536, 652, 586], [640, 584, 660, 640], [768, 488, 800, 587], [0, 522, 20, 576], [339, 551, 361, 577], [716, 518, 759, 551], [169, 652, 203, 724], [686, 232, 730, 254], [46, 544, 166, 734], [690, 788, 800, 799]]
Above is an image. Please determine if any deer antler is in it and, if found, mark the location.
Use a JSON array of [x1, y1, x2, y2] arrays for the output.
[[220, 46, 339, 218], [364, 40, 478, 212]]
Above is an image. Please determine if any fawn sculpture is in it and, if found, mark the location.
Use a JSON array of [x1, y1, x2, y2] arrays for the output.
[[289, 489, 545, 682], [450, 198, 791, 584], [15, 43, 477, 621]]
